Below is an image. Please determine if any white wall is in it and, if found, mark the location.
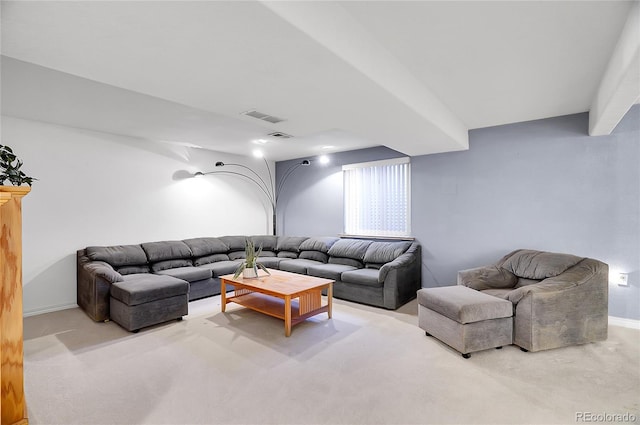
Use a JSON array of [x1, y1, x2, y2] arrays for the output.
[[2, 116, 274, 316]]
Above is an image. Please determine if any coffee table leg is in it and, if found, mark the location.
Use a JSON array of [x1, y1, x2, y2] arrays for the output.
[[327, 283, 333, 319], [221, 279, 227, 312], [284, 296, 292, 337]]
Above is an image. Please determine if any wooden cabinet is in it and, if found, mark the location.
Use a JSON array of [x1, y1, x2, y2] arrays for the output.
[[0, 186, 30, 425]]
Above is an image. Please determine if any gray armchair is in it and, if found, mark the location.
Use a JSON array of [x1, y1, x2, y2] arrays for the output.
[[457, 249, 608, 352]]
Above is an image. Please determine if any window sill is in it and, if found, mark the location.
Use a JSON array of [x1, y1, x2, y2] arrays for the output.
[[338, 234, 415, 241]]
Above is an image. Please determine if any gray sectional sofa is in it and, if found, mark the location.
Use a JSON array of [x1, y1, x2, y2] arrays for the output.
[[77, 235, 422, 331]]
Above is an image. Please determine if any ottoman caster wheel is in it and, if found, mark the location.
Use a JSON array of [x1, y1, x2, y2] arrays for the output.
[[496, 346, 503, 350], [520, 347, 529, 352], [462, 353, 471, 359], [425, 331, 431, 337], [177, 317, 183, 322], [132, 329, 140, 333]]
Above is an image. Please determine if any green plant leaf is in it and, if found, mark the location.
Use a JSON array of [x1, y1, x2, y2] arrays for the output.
[[257, 263, 270, 275], [233, 261, 247, 278]]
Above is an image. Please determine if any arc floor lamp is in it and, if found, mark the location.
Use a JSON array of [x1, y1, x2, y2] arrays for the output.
[[194, 158, 311, 235]]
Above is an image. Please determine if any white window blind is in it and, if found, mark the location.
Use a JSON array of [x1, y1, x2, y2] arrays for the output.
[[343, 157, 410, 237]]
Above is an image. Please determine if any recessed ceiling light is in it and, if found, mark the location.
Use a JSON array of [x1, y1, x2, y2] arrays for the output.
[[252, 149, 264, 158], [319, 155, 330, 165]]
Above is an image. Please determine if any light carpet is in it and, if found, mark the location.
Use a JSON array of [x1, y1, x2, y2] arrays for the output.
[[23, 296, 640, 425]]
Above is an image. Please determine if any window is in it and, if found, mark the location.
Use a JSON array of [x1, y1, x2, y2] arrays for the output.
[[343, 157, 410, 237]]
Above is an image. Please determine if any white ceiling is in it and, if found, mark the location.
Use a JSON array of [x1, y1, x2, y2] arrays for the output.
[[0, 1, 636, 161]]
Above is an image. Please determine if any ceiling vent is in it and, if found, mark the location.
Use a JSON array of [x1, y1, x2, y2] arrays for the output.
[[268, 131, 293, 138], [242, 110, 286, 124]]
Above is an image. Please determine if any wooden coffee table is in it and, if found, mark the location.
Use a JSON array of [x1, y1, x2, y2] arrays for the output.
[[220, 269, 333, 337]]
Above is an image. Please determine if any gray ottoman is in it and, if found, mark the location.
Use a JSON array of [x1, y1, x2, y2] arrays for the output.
[[418, 286, 513, 358], [110, 274, 189, 332]]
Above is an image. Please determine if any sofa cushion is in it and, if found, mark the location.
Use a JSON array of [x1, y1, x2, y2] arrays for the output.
[[228, 251, 246, 260], [151, 259, 193, 273], [276, 236, 309, 253], [514, 278, 541, 288], [279, 259, 323, 274], [329, 257, 363, 268], [299, 237, 340, 253], [307, 264, 357, 280], [155, 266, 212, 283], [182, 237, 228, 257], [193, 253, 230, 267], [116, 265, 151, 275], [363, 241, 411, 264], [112, 274, 189, 306], [219, 236, 247, 251], [141, 241, 192, 262], [328, 239, 373, 260], [197, 260, 243, 277], [341, 268, 382, 287], [86, 245, 147, 267], [256, 256, 282, 269], [251, 235, 278, 251], [277, 251, 298, 259], [501, 249, 583, 280], [299, 251, 329, 263]]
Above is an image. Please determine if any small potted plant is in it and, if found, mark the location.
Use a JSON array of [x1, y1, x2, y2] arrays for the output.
[[233, 238, 270, 279], [1, 145, 36, 186]]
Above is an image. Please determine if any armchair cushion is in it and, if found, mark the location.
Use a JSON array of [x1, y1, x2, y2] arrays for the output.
[[500, 249, 582, 280], [458, 265, 517, 290]]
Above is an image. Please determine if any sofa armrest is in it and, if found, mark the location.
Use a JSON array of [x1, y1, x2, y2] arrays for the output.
[[506, 258, 606, 304], [509, 259, 608, 351], [458, 265, 517, 290], [379, 243, 422, 309], [378, 243, 419, 282], [77, 250, 123, 322], [84, 260, 124, 282]]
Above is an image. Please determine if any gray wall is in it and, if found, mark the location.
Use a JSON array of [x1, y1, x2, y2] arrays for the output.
[[276, 106, 640, 320]]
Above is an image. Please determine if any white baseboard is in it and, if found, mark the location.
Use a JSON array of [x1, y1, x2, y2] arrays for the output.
[[23, 303, 78, 318], [609, 316, 640, 330]]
